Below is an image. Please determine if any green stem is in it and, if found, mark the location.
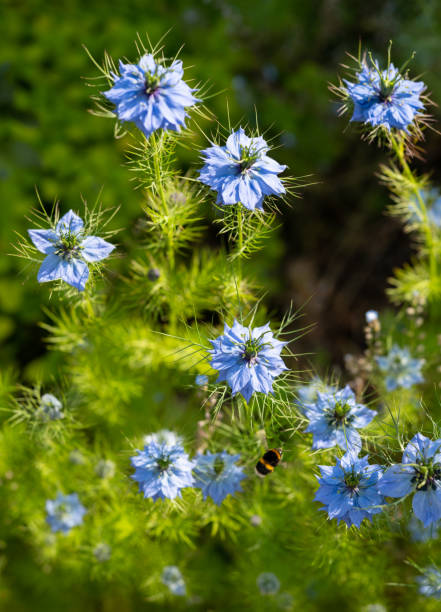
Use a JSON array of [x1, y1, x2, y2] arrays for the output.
[[150, 133, 176, 330], [152, 134, 175, 270], [236, 205, 243, 281], [389, 133, 437, 296]]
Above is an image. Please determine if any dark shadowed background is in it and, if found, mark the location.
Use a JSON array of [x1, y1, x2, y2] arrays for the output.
[[2, 0, 441, 379]]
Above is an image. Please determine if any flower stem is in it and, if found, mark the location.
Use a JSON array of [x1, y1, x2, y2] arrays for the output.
[[236, 205, 243, 280], [389, 133, 437, 300]]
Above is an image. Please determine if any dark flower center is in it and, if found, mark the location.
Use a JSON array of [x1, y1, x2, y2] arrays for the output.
[[55, 231, 82, 261], [157, 456, 172, 472], [411, 458, 441, 491], [344, 471, 361, 494], [327, 401, 353, 427], [238, 145, 260, 173], [145, 72, 161, 95], [377, 78, 398, 104], [213, 457, 225, 476], [242, 338, 262, 365]]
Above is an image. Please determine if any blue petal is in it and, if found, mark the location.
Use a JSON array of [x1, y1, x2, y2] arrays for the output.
[[56, 210, 84, 236], [413, 489, 441, 527], [81, 236, 115, 262], [28, 229, 57, 254], [57, 258, 90, 291]]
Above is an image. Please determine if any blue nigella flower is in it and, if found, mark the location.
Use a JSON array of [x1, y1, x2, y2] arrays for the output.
[[193, 450, 246, 505], [131, 440, 194, 501], [375, 344, 424, 391], [28, 210, 115, 292], [257, 572, 280, 596], [46, 492, 87, 534], [162, 566, 186, 596], [314, 450, 384, 528], [344, 60, 425, 131], [39, 393, 64, 421], [378, 433, 441, 527], [295, 377, 337, 413], [209, 320, 287, 402], [198, 128, 286, 210], [416, 566, 441, 599], [103, 53, 199, 139], [304, 385, 376, 451]]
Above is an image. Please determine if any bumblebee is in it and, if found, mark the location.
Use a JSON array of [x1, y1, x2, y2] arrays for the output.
[[255, 448, 283, 476]]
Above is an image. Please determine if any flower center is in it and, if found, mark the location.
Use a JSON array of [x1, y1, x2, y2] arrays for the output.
[[213, 457, 225, 477], [157, 456, 172, 472], [238, 145, 260, 173], [327, 401, 353, 427], [145, 72, 161, 95], [55, 231, 82, 261], [377, 77, 398, 103], [412, 459, 441, 491], [242, 338, 261, 365], [55, 503, 71, 522], [344, 471, 361, 494]]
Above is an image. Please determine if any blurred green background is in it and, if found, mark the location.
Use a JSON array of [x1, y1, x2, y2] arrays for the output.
[[2, 0, 441, 378]]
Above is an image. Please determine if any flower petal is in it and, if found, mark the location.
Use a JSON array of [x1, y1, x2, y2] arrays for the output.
[[81, 236, 115, 262]]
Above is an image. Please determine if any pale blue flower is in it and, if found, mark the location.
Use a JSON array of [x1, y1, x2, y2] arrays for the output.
[[162, 566, 186, 596], [198, 128, 286, 210], [193, 450, 246, 505], [304, 385, 375, 451], [315, 450, 384, 527], [376, 345, 424, 391], [344, 61, 425, 131], [131, 440, 194, 501], [46, 492, 86, 534], [378, 433, 441, 527], [195, 374, 209, 386], [28, 210, 115, 291], [417, 566, 441, 599], [39, 394, 64, 421], [209, 320, 287, 402], [103, 53, 199, 139], [257, 573, 280, 595]]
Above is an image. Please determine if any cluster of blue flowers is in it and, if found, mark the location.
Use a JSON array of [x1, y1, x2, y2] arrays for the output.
[[131, 436, 246, 505]]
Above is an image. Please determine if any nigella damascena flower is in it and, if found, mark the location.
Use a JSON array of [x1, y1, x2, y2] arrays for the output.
[[375, 344, 424, 391], [198, 128, 286, 210], [416, 566, 441, 599], [304, 385, 375, 451], [28, 210, 115, 292], [46, 492, 87, 534], [314, 450, 384, 528], [378, 434, 441, 527], [39, 393, 64, 421], [257, 572, 280, 596], [344, 60, 425, 131], [131, 440, 194, 501], [162, 566, 186, 596], [103, 53, 199, 139], [193, 450, 246, 505], [209, 320, 287, 402]]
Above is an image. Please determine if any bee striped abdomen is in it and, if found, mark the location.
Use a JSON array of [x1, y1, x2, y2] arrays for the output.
[[255, 448, 282, 477]]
